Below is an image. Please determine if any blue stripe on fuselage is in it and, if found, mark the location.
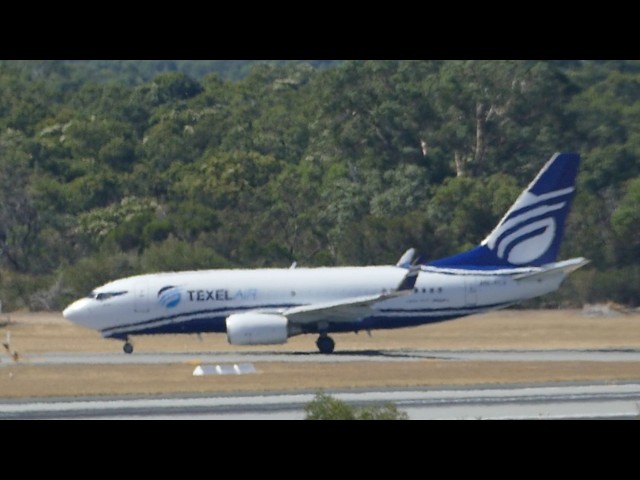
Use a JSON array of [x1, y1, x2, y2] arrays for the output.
[[100, 303, 299, 338], [101, 302, 513, 339]]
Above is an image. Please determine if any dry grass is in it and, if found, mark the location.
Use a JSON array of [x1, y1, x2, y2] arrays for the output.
[[4, 309, 640, 353], [1, 361, 639, 399], [1, 309, 640, 399]]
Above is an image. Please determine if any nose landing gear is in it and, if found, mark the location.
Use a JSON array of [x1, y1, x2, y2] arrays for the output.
[[123, 340, 134, 354]]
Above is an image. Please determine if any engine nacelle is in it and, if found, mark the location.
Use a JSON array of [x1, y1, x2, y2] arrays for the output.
[[226, 313, 289, 345]]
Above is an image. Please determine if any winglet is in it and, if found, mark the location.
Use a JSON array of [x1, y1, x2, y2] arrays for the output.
[[396, 248, 415, 268]]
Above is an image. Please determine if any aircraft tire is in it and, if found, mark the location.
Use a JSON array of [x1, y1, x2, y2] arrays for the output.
[[123, 342, 134, 354], [316, 335, 335, 354]]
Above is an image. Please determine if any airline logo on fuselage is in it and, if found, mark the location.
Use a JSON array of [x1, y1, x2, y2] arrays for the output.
[[157, 287, 257, 309], [158, 286, 181, 308], [187, 289, 257, 302]]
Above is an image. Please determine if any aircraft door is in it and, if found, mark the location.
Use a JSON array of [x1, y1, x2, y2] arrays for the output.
[[465, 277, 478, 307], [134, 280, 150, 313]]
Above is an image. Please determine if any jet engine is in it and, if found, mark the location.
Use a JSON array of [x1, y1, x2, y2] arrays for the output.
[[226, 313, 289, 345]]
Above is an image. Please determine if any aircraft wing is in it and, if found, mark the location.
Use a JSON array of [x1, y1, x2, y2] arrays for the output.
[[281, 264, 420, 325], [282, 293, 390, 325]]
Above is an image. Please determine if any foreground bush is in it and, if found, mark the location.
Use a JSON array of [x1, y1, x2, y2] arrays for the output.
[[304, 391, 409, 420]]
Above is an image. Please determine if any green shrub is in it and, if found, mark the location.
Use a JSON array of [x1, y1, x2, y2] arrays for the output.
[[356, 402, 410, 420], [0, 269, 51, 311], [304, 392, 356, 420], [304, 391, 409, 420]]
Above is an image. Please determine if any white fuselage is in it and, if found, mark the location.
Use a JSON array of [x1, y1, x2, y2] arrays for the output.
[[61, 152, 586, 353], [62, 265, 565, 339]]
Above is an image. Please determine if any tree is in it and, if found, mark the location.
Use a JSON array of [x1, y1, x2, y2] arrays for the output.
[[432, 60, 577, 179], [138, 236, 232, 273], [152, 72, 203, 103], [611, 177, 640, 264], [74, 197, 161, 251], [3, 59, 640, 310], [570, 70, 640, 191], [257, 165, 329, 264], [0, 129, 40, 272], [426, 172, 520, 257], [315, 60, 443, 173]]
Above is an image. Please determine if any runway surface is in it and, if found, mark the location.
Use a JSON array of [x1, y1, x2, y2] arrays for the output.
[[10, 348, 640, 365], [2, 347, 640, 419], [2, 382, 640, 419]]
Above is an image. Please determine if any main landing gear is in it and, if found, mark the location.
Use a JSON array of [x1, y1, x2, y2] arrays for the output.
[[316, 334, 335, 354], [123, 340, 134, 354]]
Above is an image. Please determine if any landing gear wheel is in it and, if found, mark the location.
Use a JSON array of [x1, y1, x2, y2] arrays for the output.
[[123, 342, 134, 354], [316, 335, 335, 354]]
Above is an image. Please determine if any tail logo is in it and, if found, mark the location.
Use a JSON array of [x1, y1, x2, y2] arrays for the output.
[[485, 187, 574, 266]]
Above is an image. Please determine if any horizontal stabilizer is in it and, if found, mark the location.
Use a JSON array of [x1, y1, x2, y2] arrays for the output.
[[512, 257, 590, 281]]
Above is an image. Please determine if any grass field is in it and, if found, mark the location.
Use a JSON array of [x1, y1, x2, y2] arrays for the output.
[[1, 309, 640, 399]]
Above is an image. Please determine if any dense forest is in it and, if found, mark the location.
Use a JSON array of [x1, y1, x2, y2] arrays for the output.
[[0, 59, 639, 311], [2, 61, 343, 84]]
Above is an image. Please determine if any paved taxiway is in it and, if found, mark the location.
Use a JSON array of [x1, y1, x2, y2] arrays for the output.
[[2, 382, 640, 419]]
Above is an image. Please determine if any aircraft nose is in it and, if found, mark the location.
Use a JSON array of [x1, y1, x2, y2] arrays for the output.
[[62, 298, 92, 326]]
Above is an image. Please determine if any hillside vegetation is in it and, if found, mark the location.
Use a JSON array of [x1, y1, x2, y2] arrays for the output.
[[0, 60, 639, 310]]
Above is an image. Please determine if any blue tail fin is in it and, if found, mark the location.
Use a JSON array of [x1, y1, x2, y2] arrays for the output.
[[428, 152, 580, 270]]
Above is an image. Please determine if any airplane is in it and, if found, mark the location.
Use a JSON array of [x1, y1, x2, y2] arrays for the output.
[[63, 152, 589, 354]]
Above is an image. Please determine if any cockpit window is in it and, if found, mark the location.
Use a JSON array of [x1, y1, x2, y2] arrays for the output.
[[87, 291, 128, 301]]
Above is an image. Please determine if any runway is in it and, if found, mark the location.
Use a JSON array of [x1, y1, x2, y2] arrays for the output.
[[2, 382, 640, 419], [10, 348, 640, 365], [2, 348, 640, 419]]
